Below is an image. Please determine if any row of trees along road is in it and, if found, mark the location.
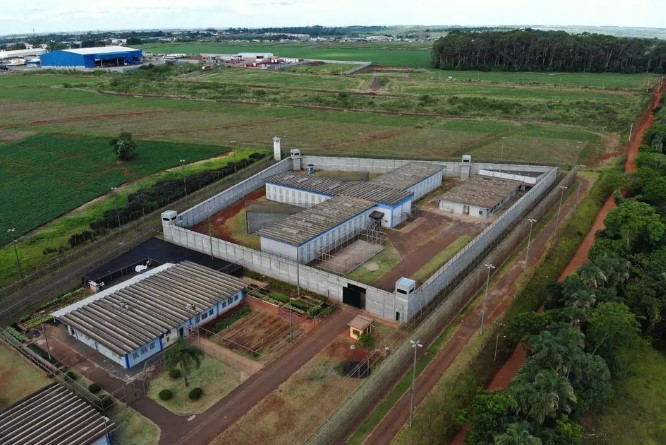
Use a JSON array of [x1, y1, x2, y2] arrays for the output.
[[432, 29, 666, 73], [460, 95, 666, 444]]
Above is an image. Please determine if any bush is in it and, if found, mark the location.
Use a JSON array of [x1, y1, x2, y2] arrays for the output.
[[158, 389, 173, 401], [168, 368, 182, 379], [65, 370, 78, 381], [5, 327, 25, 342], [96, 394, 113, 410], [88, 383, 101, 393], [188, 387, 203, 400], [359, 332, 376, 349]]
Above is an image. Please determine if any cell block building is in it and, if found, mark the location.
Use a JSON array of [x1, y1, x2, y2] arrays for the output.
[[257, 195, 377, 263], [438, 175, 522, 218], [52, 261, 246, 369]]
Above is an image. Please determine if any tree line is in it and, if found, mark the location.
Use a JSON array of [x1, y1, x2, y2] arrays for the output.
[[460, 95, 666, 444], [432, 29, 666, 73]]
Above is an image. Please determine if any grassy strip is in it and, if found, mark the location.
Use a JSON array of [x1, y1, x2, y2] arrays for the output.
[[582, 347, 666, 445], [111, 404, 161, 445], [347, 241, 401, 285], [410, 236, 474, 285], [349, 168, 615, 444], [209, 307, 251, 334]]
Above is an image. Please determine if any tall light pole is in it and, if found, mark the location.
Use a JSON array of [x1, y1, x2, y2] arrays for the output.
[[525, 218, 537, 266], [7, 228, 24, 278], [555, 185, 568, 231], [110, 187, 121, 229], [480, 263, 495, 335], [409, 339, 423, 428], [500, 136, 507, 162], [629, 122, 634, 143], [230, 141, 237, 173], [179, 159, 187, 196], [494, 330, 506, 361]]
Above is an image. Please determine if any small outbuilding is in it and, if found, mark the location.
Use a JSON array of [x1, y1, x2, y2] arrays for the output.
[[438, 175, 522, 218], [348, 315, 374, 340], [0, 383, 113, 445]]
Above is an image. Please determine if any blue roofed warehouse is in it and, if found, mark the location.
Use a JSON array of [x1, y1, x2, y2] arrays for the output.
[[40, 46, 143, 68]]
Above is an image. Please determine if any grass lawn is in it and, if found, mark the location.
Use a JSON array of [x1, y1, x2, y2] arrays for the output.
[[0, 343, 51, 408], [284, 63, 363, 75], [111, 404, 160, 445], [347, 241, 402, 285], [410, 235, 474, 285], [148, 356, 241, 415], [219, 209, 261, 250], [582, 347, 666, 445]]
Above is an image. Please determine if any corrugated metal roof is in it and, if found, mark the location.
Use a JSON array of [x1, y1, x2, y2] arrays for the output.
[[370, 162, 444, 191], [54, 262, 245, 356], [257, 196, 374, 246], [0, 383, 111, 445], [439, 175, 521, 208], [62, 46, 140, 55], [266, 172, 412, 205]]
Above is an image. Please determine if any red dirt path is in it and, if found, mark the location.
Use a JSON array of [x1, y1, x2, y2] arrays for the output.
[[448, 78, 666, 445]]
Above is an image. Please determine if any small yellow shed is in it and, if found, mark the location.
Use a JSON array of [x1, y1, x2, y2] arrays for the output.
[[348, 315, 374, 340]]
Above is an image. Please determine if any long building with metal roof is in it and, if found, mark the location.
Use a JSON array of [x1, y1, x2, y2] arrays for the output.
[[257, 196, 377, 263], [438, 175, 522, 218], [0, 383, 112, 445], [370, 161, 445, 200], [53, 261, 246, 368]]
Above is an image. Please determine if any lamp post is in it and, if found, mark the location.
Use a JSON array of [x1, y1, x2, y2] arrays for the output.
[[110, 187, 121, 229], [500, 136, 507, 162], [629, 122, 634, 143], [525, 218, 537, 266], [230, 141, 237, 173], [555, 185, 568, 231], [409, 339, 423, 428], [179, 159, 187, 196], [480, 263, 495, 335], [494, 330, 506, 362], [7, 228, 24, 278]]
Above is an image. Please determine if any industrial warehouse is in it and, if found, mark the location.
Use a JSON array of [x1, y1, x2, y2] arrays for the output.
[[52, 261, 246, 368], [0, 383, 112, 445], [40, 46, 143, 68]]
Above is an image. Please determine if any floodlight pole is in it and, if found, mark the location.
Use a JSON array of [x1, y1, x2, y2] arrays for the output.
[[494, 329, 506, 362], [207, 204, 214, 260], [7, 228, 24, 278], [296, 248, 301, 298], [525, 218, 537, 266], [555, 186, 568, 232], [480, 263, 495, 335], [409, 339, 423, 428], [629, 122, 634, 143]]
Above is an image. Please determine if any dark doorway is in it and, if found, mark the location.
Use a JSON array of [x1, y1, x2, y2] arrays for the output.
[[343, 284, 366, 309]]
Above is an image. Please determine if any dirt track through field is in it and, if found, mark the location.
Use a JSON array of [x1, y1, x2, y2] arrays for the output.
[[448, 78, 666, 445]]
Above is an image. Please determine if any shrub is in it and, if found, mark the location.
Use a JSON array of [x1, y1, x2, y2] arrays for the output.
[[88, 383, 101, 393], [65, 370, 78, 381], [359, 332, 376, 349], [5, 327, 25, 342], [158, 389, 173, 401], [188, 387, 203, 400], [96, 394, 113, 410], [168, 368, 182, 379]]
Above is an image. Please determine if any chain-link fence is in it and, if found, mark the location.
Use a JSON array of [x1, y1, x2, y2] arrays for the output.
[[304, 169, 576, 445]]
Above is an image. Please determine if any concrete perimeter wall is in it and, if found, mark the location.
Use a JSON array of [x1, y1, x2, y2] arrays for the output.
[[165, 155, 557, 321], [177, 158, 292, 228], [301, 155, 551, 179]]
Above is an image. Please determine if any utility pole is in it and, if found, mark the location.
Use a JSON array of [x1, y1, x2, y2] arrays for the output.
[[480, 263, 495, 335], [525, 218, 537, 266], [409, 339, 423, 427], [555, 185, 568, 232], [7, 228, 24, 278]]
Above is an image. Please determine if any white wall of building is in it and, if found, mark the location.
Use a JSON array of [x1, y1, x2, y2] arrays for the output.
[[265, 183, 331, 208], [407, 170, 443, 200]]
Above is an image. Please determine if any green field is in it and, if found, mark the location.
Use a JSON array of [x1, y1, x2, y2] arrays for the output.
[[583, 347, 666, 445], [138, 42, 431, 67], [0, 133, 229, 244]]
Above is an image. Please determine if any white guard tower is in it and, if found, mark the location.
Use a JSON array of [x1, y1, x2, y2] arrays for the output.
[[273, 136, 282, 161]]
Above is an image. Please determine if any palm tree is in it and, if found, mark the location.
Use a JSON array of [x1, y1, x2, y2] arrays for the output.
[[509, 368, 576, 426], [164, 337, 204, 387], [494, 422, 542, 445]]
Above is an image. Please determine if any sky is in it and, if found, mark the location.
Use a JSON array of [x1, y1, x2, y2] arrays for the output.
[[3, 0, 664, 35]]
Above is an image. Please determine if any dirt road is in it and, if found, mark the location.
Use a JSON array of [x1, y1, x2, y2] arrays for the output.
[[449, 79, 666, 445], [362, 176, 589, 445]]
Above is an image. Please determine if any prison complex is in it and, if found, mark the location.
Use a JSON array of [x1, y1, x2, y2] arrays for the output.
[[52, 261, 245, 368]]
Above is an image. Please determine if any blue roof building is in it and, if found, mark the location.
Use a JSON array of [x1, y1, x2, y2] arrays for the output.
[[40, 46, 143, 68]]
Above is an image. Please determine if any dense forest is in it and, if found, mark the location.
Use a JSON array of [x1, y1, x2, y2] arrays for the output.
[[432, 29, 666, 73], [461, 95, 666, 444]]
